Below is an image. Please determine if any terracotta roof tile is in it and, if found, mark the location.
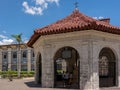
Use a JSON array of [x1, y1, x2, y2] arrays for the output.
[[27, 9, 120, 47]]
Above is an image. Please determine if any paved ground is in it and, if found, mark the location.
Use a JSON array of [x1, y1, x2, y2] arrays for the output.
[[0, 78, 120, 90], [100, 87, 120, 90]]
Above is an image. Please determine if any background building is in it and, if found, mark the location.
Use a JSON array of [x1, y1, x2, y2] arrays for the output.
[[0, 44, 34, 71]]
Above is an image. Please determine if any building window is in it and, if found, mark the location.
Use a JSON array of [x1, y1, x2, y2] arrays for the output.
[[2, 51, 8, 71], [21, 65, 27, 71], [22, 50, 27, 58], [99, 56, 108, 76], [12, 51, 17, 58], [3, 52, 7, 59], [32, 52, 34, 57], [21, 50, 27, 71], [11, 51, 17, 71], [11, 65, 17, 71]]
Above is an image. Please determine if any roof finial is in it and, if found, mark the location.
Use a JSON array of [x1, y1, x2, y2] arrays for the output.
[[74, 2, 79, 9]]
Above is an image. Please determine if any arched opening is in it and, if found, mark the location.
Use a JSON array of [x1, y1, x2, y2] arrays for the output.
[[99, 47, 116, 87], [54, 46, 80, 89], [36, 53, 42, 84]]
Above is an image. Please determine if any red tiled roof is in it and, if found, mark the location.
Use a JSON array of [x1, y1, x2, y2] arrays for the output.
[[27, 9, 120, 47]]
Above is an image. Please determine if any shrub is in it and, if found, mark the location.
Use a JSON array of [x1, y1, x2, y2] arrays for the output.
[[20, 71, 28, 74], [29, 71, 35, 74], [0, 71, 35, 78], [0, 71, 2, 75]]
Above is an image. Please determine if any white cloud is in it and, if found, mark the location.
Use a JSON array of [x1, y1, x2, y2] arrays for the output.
[[0, 34, 28, 45], [0, 35, 7, 39], [93, 17, 97, 19], [22, 2, 43, 15], [36, 0, 48, 9], [0, 34, 14, 45], [93, 16, 104, 20], [22, 0, 59, 15], [36, 0, 46, 5], [98, 16, 104, 19], [0, 39, 14, 45], [46, 0, 59, 5]]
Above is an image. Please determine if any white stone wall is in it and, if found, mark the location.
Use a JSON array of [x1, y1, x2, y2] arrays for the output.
[[33, 30, 120, 90]]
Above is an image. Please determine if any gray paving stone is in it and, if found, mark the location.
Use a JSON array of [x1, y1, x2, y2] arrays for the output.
[[0, 78, 120, 90]]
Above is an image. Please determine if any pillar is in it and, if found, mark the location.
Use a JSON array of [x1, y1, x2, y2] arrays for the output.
[[117, 45, 120, 87], [8, 48, 11, 70], [91, 42, 99, 90], [80, 41, 93, 90], [35, 51, 39, 84], [17, 47, 21, 77], [42, 44, 54, 88], [80, 41, 99, 90], [27, 48, 31, 71]]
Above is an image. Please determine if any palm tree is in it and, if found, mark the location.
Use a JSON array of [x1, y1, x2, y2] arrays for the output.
[[11, 33, 22, 44], [11, 33, 23, 78]]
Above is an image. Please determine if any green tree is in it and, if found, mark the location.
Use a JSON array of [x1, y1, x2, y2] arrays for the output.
[[11, 33, 22, 44], [11, 33, 23, 78]]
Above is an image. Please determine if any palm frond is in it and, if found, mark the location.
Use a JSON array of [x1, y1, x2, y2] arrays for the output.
[[11, 33, 22, 43]]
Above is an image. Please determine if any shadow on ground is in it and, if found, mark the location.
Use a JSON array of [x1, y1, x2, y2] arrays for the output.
[[24, 81, 41, 88]]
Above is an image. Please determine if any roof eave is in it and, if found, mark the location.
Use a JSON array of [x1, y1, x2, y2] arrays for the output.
[[27, 33, 40, 47]]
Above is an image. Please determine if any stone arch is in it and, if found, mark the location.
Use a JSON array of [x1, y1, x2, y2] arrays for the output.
[[36, 52, 42, 84], [54, 46, 80, 89], [99, 47, 117, 87]]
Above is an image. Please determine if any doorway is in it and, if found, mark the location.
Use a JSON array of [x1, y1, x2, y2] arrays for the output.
[[99, 47, 116, 87], [54, 46, 80, 89]]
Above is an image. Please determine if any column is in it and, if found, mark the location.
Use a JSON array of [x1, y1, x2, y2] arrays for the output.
[[87, 41, 99, 90], [92, 42, 99, 90], [118, 45, 120, 87], [8, 48, 11, 70], [35, 52, 38, 84], [80, 41, 99, 90], [17, 47, 21, 77], [42, 44, 54, 88], [80, 41, 92, 90], [27, 48, 31, 72]]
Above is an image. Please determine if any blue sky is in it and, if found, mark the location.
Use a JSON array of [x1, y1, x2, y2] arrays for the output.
[[0, 0, 120, 45]]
